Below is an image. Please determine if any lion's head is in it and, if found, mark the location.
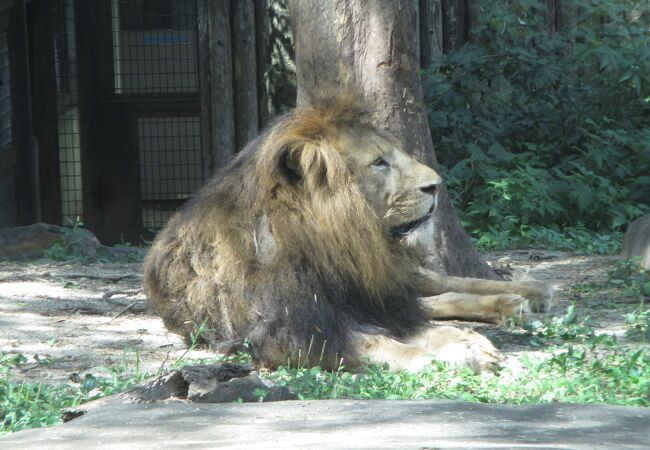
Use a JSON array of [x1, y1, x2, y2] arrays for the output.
[[145, 90, 441, 368], [338, 126, 442, 238], [259, 91, 442, 242]]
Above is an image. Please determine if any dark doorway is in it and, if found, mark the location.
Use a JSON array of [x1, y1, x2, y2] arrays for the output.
[[77, 0, 202, 243], [10, 0, 266, 242]]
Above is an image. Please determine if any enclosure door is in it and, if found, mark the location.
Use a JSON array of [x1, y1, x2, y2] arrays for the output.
[[75, 0, 202, 243]]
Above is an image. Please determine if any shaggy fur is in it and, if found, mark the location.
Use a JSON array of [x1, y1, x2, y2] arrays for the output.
[[144, 92, 428, 369]]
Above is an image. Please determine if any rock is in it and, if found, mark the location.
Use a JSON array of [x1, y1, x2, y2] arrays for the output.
[[5, 400, 650, 449], [61, 363, 294, 422], [185, 370, 293, 403], [121, 370, 191, 403], [0, 223, 100, 260], [127, 363, 294, 404], [621, 214, 650, 269]]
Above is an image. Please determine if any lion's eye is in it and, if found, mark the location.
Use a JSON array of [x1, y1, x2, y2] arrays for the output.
[[372, 157, 389, 168]]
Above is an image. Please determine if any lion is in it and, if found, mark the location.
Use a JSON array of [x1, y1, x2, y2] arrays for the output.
[[144, 91, 553, 373]]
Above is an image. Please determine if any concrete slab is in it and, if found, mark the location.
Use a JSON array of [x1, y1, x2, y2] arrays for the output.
[[1, 400, 649, 449]]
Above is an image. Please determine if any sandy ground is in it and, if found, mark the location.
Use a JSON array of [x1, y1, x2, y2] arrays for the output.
[[0, 249, 632, 385]]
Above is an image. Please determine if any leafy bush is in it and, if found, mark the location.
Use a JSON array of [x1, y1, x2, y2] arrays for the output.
[[423, 0, 650, 251], [608, 259, 650, 341]]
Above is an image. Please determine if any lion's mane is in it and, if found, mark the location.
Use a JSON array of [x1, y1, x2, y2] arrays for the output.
[[144, 92, 426, 368]]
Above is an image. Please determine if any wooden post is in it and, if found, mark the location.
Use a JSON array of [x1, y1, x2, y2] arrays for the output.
[[441, 0, 467, 53], [419, 0, 443, 69], [28, 0, 61, 225], [75, 0, 143, 243], [255, 0, 271, 127], [232, 0, 259, 151], [8, 0, 39, 224], [556, 0, 576, 39], [466, 0, 480, 42], [197, 0, 213, 179], [546, 0, 558, 32], [198, 0, 236, 175], [74, 0, 105, 236]]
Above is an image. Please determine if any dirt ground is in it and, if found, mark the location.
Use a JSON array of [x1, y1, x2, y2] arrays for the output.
[[0, 249, 634, 385]]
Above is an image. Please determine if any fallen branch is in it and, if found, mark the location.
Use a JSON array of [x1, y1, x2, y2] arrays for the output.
[[109, 300, 142, 323]]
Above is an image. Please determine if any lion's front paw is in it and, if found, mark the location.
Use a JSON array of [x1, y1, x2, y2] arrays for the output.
[[518, 280, 555, 313], [428, 328, 501, 373], [485, 293, 530, 322]]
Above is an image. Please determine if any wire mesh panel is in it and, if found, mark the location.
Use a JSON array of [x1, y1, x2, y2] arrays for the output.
[[53, 0, 83, 226], [111, 0, 198, 94], [110, 0, 202, 231], [138, 116, 202, 229]]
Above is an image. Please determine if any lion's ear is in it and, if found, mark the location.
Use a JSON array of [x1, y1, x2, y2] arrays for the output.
[[279, 142, 348, 190], [278, 146, 303, 183]]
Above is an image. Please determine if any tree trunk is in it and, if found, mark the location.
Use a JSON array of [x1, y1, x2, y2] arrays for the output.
[[288, 0, 495, 278]]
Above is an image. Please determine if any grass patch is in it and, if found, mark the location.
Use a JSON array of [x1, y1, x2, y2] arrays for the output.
[[0, 351, 152, 434], [474, 226, 622, 255], [266, 305, 649, 406], [0, 346, 248, 434], [2, 263, 648, 434], [2, 312, 648, 434], [266, 343, 648, 406]]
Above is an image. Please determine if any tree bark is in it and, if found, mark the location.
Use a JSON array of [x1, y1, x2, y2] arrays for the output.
[[441, 0, 467, 52], [254, 0, 271, 127], [288, 0, 495, 278], [198, 0, 235, 175], [418, 0, 443, 69]]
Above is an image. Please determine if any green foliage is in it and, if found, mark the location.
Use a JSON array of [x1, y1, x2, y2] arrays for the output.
[[0, 351, 151, 434], [266, 0, 296, 113], [475, 225, 622, 253], [0, 343, 252, 434], [42, 217, 85, 262], [625, 306, 650, 342], [266, 302, 649, 406], [1, 354, 78, 433], [267, 342, 649, 406], [525, 303, 597, 346], [42, 218, 146, 263], [423, 0, 650, 251], [608, 259, 650, 298], [607, 259, 650, 341]]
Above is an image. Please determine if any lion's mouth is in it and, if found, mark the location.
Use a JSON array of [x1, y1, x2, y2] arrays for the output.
[[390, 204, 435, 239]]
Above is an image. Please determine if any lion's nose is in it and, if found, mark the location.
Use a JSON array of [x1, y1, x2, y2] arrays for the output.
[[420, 183, 439, 196]]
